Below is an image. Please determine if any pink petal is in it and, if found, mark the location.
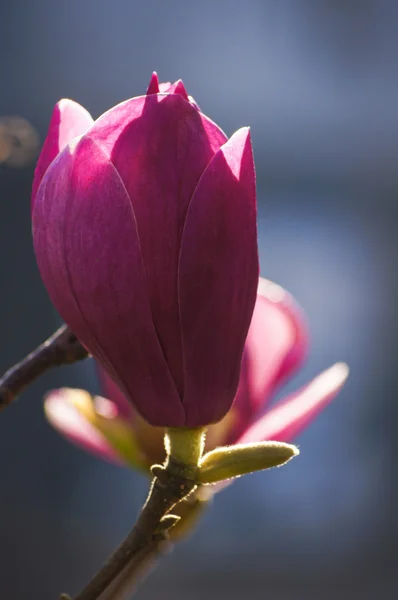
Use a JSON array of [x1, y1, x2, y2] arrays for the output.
[[33, 135, 185, 426], [178, 127, 259, 426], [44, 389, 123, 464], [238, 363, 349, 444], [89, 93, 227, 396], [31, 99, 93, 208], [257, 278, 308, 385], [235, 279, 309, 422]]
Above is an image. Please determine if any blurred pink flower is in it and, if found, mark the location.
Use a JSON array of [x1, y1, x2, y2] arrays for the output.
[[32, 73, 259, 428], [45, 278, 348, 475]]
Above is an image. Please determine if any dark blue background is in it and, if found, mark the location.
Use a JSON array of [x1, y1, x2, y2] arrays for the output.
[[0, 1, 397, 598]]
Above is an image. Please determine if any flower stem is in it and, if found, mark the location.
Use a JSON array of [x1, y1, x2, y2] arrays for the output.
[[96, 537, 170, 600], [164, 426, 206, 469], [71, 459, 198, 600]]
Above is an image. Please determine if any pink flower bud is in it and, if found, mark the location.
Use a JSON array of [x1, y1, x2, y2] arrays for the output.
[[32, 73, 259, 427]]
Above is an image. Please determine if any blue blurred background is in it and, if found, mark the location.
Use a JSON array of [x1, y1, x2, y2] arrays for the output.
[[0, 1, 397, 598]]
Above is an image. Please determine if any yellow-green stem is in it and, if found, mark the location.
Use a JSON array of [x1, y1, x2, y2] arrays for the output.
[[164, 427, 206, 466]]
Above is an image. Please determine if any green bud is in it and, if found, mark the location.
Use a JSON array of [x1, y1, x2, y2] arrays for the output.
[[197, 441, 299, 484]]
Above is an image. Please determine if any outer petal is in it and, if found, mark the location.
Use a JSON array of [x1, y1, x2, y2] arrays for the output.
[[89, 93, 227, 396], [31, 99, 93, 207], [44, 389, 123, 464], [178, 128, 259, 426], [238, 363, 349, 444], [33, 135, 185, 426]]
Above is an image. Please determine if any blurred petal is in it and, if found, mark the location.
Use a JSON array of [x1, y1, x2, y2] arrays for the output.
[[179, 128, 259, 426], [257, 278, 308, 385], [32, 99, 93, 207], [97, 364, 166, 465], [238, 363, 349, 443], [98, 366, 134, 420], [33, 135, 184, 426], [128, 413, 166, 466], [231, 279, 309, 438], [205, 409, 239, 451], [45, 388, 150, 469], [90, 93, 227, 396], [44, 389, 123, 464]]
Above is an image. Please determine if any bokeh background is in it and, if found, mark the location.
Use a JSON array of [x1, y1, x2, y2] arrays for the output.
[[0, 1, 397, 598]]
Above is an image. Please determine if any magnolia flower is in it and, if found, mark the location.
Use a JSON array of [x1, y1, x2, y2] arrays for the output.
[[45, 279, 349, 477], [32, 73, 259, 428]]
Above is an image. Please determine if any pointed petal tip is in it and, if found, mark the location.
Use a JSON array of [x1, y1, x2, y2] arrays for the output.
[[226, 126, 252, 152], [231, 125, 251, 139], [219, 125, 255, 181], [232, 126, 251, 143], [238, 361, 349, 445], [31, 98, 93, 208], [171, 79, 189, 100], [335, 361, 350, 378], [57, 98, 79, 110], [321, 362, 350, 391], [146, 72, 160, 95]]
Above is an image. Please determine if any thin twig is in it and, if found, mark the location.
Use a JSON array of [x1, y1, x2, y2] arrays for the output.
[[98, 536, 171, 600], [72, 461, 197, 600], [60, 540, 169, 600], [0, 324, 89, 410]]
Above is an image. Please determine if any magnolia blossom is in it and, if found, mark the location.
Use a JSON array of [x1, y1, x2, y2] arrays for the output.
[[45, 279, 348, 477], [32, 73, 259, 428]]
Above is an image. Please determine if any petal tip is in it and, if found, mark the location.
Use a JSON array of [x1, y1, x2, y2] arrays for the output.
[[329, 361, 350, 386], [146, 72, 160, 95], [170, 79, 189, 100], [235, 126, 251, 141], [57, 98, 76, 110]]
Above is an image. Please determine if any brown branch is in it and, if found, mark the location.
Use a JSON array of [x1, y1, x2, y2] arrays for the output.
[[71, 461, 197, 600], [97, 535, 171, 600], [0, 324, 89, 410], [60, 539, 169, 600]]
